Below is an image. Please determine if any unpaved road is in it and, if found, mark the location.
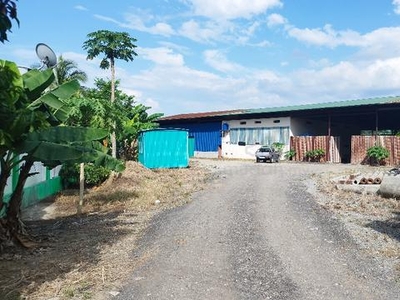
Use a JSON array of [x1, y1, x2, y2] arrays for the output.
[[116, 160, 400, 300]]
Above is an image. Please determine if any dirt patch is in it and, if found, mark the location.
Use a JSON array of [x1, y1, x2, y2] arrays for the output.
[[0, 160, 399, 299], [0, 160, 211, 300], [309, 166, 400, 276]]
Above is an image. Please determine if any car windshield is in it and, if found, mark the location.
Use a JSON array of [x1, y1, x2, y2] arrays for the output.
[[258, 147, 271, 152]]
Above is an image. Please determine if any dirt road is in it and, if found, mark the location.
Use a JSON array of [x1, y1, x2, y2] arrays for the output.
[[115, 160, 400, 300]]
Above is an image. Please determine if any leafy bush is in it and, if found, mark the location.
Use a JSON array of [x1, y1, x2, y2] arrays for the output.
[[305, 149, 325, 162], [366, 145, 389, 165], [59, 163, 111, 188], [272, 142, 285, 154], [284, 149, 296, 160]]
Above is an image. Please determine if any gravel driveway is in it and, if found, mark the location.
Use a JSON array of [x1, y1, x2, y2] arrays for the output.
[[116, 159, 400, 300]]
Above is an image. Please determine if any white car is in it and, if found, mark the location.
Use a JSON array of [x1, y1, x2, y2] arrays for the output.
[[255, 146, 280, 163]]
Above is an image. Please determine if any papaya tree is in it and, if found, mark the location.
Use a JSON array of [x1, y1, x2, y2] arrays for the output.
[[83, 30, 138, 158], [74, 79, 163, 160], [0, 60, 123, 246]]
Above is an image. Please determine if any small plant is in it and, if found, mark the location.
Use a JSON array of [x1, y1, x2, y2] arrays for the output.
[[305, 148, 325, 162], [284, 149, 296, 160], [272, 142, 285, 154], [366, 145, 389, 165]]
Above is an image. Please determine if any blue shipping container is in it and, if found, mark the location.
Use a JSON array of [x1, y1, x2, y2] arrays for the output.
[[138, 129, 189, 169]]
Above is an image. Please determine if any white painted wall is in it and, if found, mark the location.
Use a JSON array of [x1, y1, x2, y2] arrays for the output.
[[227, 117, 291, 129], [194, 151, 219, 159], [220, 117, 292, 160], [25, 161, 47, 188], [1, 153, 61, 194]]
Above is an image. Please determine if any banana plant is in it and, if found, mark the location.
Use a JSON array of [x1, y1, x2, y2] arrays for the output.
[[0, 60, 124, 242]]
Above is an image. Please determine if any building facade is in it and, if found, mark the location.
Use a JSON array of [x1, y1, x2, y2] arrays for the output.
[[157, 96, 400, 163]]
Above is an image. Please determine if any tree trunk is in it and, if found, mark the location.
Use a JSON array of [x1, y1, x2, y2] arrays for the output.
[[6, 159, 34, 236], [0, 163, 11, 213], [77, 162, 84, 214]]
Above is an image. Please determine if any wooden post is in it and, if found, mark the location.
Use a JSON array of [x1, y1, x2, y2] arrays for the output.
[[78, 162, 84, 214]]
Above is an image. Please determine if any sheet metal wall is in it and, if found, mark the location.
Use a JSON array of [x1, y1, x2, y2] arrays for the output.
[[138, 129, 189, 169], [290, 136, 341, 163], [162, 122, 221, 152]]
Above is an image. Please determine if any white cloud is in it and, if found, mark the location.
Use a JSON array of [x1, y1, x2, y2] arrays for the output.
[[356, 27, 400, 59], [243, 21, 261, 36], [287, 24, 400, 62], [203, 50, 243, 73], [287, 24, 362, 48], [123, 12, 175, 36], [74, 5, 87, 11], [393, 0, 400, 14], [179, 20, 224, 43], [185, 0, 283, 20], [95, 10, 175, 37], [138, 47, 184, 66], [267, 13, 287, 27]]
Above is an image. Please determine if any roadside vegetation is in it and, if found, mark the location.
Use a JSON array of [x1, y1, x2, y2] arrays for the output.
[[0, 6, 163, 252]]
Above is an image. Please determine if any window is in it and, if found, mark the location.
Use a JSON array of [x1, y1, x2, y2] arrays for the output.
[[240, 121, 247, 125], [229, 127, 290, 145]]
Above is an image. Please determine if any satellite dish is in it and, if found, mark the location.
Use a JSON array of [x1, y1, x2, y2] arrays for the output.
[[35, 43, 57, 69]]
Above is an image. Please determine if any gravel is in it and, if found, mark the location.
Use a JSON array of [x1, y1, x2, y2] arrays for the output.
[[114, 159, 400, 300]]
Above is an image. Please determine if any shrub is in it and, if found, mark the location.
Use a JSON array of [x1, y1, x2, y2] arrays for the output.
[[59, 163, 111, 188], [272, 142, 285, 154], [366, 145, 389, 165], [284, 149, 296, 160], [305, 149, 325, 162]]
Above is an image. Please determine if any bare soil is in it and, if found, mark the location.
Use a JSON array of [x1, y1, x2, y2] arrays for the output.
[[0, 160, 211, 300], [0, 159, 399, 299]]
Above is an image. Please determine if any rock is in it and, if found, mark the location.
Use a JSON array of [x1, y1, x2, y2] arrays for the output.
[[378, 174, 400, 199]]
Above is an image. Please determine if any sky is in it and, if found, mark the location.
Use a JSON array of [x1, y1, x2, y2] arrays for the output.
[[1, 1, 400, 117]]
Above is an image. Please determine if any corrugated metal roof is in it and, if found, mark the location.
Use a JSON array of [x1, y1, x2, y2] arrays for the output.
[[245, 96, 400, 114], [158, 109, 246, 121], [158, 96, 400, 121]]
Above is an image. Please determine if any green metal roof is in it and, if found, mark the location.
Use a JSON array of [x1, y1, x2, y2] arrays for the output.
[[243, 96, 400, 115]]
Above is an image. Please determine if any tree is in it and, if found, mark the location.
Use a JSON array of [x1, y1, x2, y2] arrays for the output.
[[120, 104, 163, 160], [74, 78, 163, 160], [82, 30, 138, 158], [0, 0, 18, 43], [54, 55, 88, 86]]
